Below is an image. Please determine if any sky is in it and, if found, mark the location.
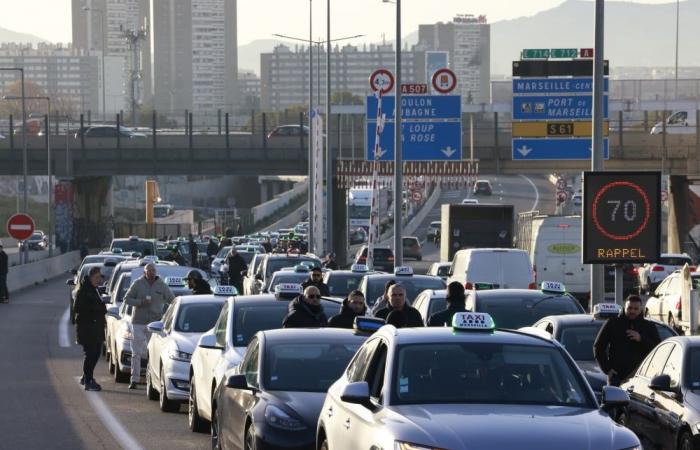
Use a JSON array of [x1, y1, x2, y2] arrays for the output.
[[0, 0, 681, 46]]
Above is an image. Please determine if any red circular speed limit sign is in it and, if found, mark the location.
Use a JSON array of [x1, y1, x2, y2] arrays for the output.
[[592, 181, 651, 241], [6, 213, 35, 240], [431, 68, 457, 94], [411, 191, 423, 202], [369, 69, 395, 95]]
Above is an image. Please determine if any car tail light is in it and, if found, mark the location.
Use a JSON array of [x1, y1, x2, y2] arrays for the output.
[[387, 256, 395, 262], [358, 256, 366, 263], [676, 298, 682, 311], [465, 282, 473, 290], [626, 267, 638, 276], [528, 282, 537, 289], [653, 266, 666, 272], [691, 266, 697, 271]]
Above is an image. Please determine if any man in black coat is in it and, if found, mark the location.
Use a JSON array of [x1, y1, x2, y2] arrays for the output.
[[301, 267, 330, 297], [185, 270, 212, 295], [188, 234, 199, 268], [74, 266, 107, 391], [594, 295, 661, 386], [283, 286, 328, 328], [329, 290, 367, 328], [0, 241, 8, 303], [375, 284, 423, 327], [428, 282, 467, 327], [226, 247, 247, 294]]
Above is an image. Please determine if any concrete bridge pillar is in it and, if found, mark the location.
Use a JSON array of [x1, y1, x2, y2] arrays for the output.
[[72, 176, 114, 248], [668, 175, 689, 255], [332, 183, 348, 265]]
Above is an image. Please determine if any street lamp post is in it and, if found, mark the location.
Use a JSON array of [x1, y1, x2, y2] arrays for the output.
[[675, 0, 680, 99], [83, 6, 107, 122], [0, 67, 28, 264], [326, 0, 333, 256]]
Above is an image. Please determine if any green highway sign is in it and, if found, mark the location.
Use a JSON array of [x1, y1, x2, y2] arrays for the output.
[[550, 48, 578, 58], [521, 49, 550, 59]]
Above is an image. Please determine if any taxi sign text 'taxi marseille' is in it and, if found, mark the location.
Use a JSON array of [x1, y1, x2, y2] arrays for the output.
[[583, 171, 661, 264]]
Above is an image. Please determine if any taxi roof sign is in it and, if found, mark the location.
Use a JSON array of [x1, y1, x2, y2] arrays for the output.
[[353, 316, 384, 333], [350, 264, 369, 273], [214, 285, 238, 296], [275, 283, 303, 295], [540, 281, 566, 294], [164, 276, 186, 287], [593, 303, 621, 319], [452, 312, 495, 331], [394, 266, 413, 276]]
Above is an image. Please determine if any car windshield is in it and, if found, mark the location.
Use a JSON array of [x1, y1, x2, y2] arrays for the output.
[[436, 266, 450, 277], [393, 342, 592, 407], [174, 302, 224, 332], [658, 257, 692, 266], [111, 239, 153, 255], [238, 251, 256, 265], [478, 295, 583, 329], [116, 275, 132, 303], [28, 233, 43, 241], [558, 325, 602, 361], [265, 343, 361, 392], [217, 247, 231, 258], [266, 257, 320, 277], [326, 273, 364, 297], [366, 277, 445, 306]]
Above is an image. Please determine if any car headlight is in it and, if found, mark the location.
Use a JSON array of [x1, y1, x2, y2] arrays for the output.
[[168, 346, 192, 362], [264, 404, 306, 431], [395, 443, 446, 450]]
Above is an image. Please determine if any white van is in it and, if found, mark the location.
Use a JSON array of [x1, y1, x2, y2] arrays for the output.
[[447, 248, 535, 289], [650, 110, 696, 135], [529, 216, 589, 298]]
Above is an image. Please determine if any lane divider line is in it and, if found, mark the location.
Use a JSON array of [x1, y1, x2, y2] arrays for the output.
[[520, 174, 540, 212], [76, 377, 145, 450], [59, 307, 71, 348]]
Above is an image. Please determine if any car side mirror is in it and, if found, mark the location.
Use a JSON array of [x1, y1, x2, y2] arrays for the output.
[[106, 306, 120, 319], [226, 374, 250, 390], [600, 386, 629, 411], [66, 279, 75, 286], [340, 381, 372, 408], [198, 333, 224, 350], [147, 320, 165, 334], [649, 374, 673, 392]]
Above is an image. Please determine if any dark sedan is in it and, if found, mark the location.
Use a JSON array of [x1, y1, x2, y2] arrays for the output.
[[211, 328, 370, 450]]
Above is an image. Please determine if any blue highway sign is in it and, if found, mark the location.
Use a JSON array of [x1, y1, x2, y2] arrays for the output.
[[366, 95, 461, 120], [513, 95, 608, 120], [512, 138, 609, 160], [512, 77, 609, 94], [366, 122, 462, 161]]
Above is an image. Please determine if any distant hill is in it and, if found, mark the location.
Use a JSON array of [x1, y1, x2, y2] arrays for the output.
[[491, 0, 700, 75], [0, 26, 48, 45]]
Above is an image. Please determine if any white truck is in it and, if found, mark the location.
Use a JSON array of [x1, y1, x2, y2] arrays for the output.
[[348, 188, 389, 232]]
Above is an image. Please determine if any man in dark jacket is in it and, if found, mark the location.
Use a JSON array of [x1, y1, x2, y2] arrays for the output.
[[74, 266, 107, 391], [428, 282, 467, 327], [283, 286, 328, 328], [185, 270, 212, 295], [301, 267, 330, 297], [594, 295, 661, 386], [218, 229, 233, 252], [188, 234, 199, 268], [329, 290, 367, 328], [323, 253, 339, 270], [375, 284, 423, 327], [370, 280, 397, 316], [0, 241, 8, 303], [226, 247, 247, 294], [206, 239, 219, 259], [164, 247, 187, 266]]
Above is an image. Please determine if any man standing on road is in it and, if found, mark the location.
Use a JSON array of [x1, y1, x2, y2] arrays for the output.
[[328, 290, 367, 328], [226, 247, 247, 294], [124, 263, 175, 390], [323, 253, 339, 270], [593, 295, 661, 386], [283, 286, 328, 328], [301, 267, 330, 297], [74, 266, 106, 391], [0, 241, 8, 303], [428, 282, 467, 327], [185, 270, 212, 295], [370, 280, 396, 317], [374, 284, 423, 327], [188, 234, 199, 268]]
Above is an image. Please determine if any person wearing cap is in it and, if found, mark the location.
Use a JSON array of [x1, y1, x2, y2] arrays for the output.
[[282, 286, 328, 328], [74, 266, 107, 391], [370, 280, 397, 317], [328, 290, 367, 328], [226, 247, 247, 294], [0, 241, 8, 303], [427, 282, 467, 327], [593, 294, 660, 387], [124, 263, 175, 389], [374, 284, 423, 327], [188, 233, 199, 268], [301, 266, 330, 297], [186, 269, 212, 295], [323, 253, 339, 270]]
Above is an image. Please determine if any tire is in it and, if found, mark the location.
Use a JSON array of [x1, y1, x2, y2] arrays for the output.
[[114, 355, 130, 383], [211, 406, 222, 450], [146, 366, 159, 401], [189, 381, 209, 433], [159, 366, 180, 412], [679, 430, 696, 450], [244, 423, 256, 450]]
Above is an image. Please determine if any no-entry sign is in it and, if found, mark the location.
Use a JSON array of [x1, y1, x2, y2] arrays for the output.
[[6, 213, 35, 241]]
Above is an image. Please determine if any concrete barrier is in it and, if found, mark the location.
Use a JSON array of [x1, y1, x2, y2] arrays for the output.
[[7, 251, 80, 293], [252, 181, 308, 224]]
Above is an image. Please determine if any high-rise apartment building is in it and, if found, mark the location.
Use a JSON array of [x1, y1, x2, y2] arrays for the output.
[[152, 0, 238, 113]]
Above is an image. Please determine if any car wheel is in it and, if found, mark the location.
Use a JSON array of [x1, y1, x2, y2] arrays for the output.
[[211, 406, 222, 450], [244, 423, 256, 450], [114, 355, 130, 383], [159, 366, 179, 412], [189, 381, 209, 433], [319, 437, 329, 450], [146, 366, 159, 401]]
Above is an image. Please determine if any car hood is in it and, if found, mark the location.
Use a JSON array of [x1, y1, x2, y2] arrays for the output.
[[171, 332, 205, 354], [388, 404, 638, 450], [577, 360, 607, 391], [268, 391, 326, 429]]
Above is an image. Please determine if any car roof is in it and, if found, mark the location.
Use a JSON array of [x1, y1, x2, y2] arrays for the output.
[[659, 336, 700, 349], [474, 289, 572, 299], [376, 326, 556, 347], [537, 314, 604, 326], [658, 253, 691, 259], [227, 294, 340, 307], [364, 273, 440, 281], [175, 295, 228, 305], [260, 327, 370, 344]]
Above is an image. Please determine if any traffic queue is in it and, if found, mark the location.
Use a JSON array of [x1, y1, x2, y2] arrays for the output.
[[67, 231, 700, 450]]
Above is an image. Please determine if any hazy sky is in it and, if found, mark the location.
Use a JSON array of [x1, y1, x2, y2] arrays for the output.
[[0, 0, 678, 45]]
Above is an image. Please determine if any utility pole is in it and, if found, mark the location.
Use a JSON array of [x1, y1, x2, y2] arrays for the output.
[[325, 0, 333, 255], [122, 24, 147, 126], [393, 0, 403, 266]]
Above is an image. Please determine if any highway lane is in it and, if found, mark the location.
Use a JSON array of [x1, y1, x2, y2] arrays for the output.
[[406, 174, 557, 275]]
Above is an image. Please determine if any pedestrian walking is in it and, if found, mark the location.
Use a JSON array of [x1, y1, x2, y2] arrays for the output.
[[374, 284, 423, 327], [0, 241, 8, 303], [328, 290, 367, 328], [593, 295, 661, 386], [226, 247, 247, 294], [428, 282, 467, 327], [124, 263, 175, 389], [73, 266, 106, 391], [185, 270, 212, 295], [282, 286, 328, 328], [301, 267, 330, 297], [370, 280, 396, 316], [188, 234, 199, 268]]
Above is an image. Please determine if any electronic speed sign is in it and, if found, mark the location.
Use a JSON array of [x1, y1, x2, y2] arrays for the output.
[[583, 171, 661, 264]]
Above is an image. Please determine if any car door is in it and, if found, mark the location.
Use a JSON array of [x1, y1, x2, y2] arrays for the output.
[[652, 343, 685, 450], [225, 338, 260, 449], [648, 278, 670, 320], [149, 301, 177, 387]]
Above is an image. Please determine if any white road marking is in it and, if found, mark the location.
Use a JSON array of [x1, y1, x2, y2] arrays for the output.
[[520, 174, 540, 212], [59, 307, 71, 348], [76, 377, 145, 450]]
